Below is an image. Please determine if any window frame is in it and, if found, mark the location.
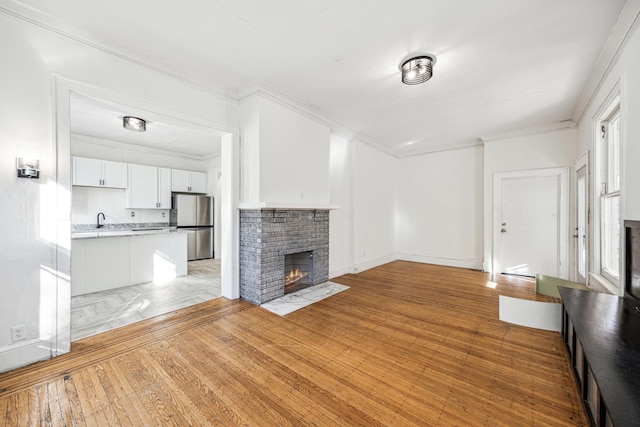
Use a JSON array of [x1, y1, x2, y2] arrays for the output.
[[593, 94, 621, 290]]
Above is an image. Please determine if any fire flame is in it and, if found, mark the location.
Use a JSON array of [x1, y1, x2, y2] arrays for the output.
[[285, 268, 308, 286]]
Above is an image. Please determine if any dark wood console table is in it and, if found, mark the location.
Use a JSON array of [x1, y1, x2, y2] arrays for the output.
[[559, 287, 640, 426]]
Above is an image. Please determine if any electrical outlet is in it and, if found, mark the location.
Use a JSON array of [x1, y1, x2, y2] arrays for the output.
[[11, 325, 26, 342]]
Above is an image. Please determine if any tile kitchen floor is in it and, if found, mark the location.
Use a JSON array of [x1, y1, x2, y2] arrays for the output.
[[71, 258, 221, 341]]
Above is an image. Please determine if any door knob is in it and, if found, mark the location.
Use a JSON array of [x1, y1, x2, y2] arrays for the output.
[[572, 234, 579, 238], [501, 228, 507, 233]]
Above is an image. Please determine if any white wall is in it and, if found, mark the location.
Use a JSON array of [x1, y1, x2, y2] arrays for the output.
[[352, 141, 398, 272], [398, 146, 484, 269], [0, 11, 237, 372], [259, 97, 330, 205], [329, 134, 352, 277], [239, 95, 261, 203], [482, 128, 578, 273], [238, 95, 331, 206], [576, 17, 640, 294]]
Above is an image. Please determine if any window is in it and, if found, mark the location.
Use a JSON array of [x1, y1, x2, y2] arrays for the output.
[[598, 104, 620, 284]]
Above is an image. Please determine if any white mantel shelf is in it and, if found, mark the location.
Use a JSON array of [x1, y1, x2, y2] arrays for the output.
[[238, 203, 339, 210]]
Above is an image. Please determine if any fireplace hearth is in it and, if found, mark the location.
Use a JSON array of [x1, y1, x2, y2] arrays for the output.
[[239, 209, 329, 304]]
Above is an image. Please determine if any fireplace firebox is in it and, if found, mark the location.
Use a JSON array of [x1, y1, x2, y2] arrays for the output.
[[284, 251, 314, 294]]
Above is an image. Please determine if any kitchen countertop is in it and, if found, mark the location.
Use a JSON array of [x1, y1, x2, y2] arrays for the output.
[[72, 227, 183, 239]]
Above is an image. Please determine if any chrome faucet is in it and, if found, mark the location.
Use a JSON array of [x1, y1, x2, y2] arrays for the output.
[[97, 212, 106, 228]]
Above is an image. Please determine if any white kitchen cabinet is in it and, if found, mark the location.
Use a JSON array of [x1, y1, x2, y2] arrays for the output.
[[71, 239, 86, 296], [71, 231, 188, 296], [130, 234, 170, 284], [126, 165, 172, 209], [169, 231, 188, 276], [157, 167, 172, 208], [72, 157, 127, 188], [189, 171, 207, 193], [171, 169, 207, 193]]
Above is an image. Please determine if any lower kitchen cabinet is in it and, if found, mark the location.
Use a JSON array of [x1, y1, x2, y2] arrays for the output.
[[130, 234, 170, 284], [71, 237, 130, 296], [71, 231, 187, 296]]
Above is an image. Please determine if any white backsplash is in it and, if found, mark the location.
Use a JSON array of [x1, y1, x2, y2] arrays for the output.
[[71, 186, 169, 226]]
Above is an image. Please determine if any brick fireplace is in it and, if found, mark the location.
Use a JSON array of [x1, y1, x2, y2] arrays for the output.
[[239, 209, 329, 304]]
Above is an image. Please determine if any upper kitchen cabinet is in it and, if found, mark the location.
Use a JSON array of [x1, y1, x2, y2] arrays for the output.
[[172, 169, 207, 193], [72, 156, 128, 188], [126, 164, 171, 209]]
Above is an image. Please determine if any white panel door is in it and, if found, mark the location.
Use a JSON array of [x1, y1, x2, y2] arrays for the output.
[[500, 175, 559, 277]]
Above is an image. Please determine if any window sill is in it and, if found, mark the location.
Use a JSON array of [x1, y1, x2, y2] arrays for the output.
[[588, 272, 621, 296]]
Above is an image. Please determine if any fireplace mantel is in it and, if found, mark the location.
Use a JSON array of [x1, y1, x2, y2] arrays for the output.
[[238, 202, 339, 210]]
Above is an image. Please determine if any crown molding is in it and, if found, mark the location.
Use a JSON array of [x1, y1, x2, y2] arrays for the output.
[[0, 4, 237, 102], [480, 120, 576, 144], [399, 140, 484, 158], [571, 0, 640, 124], [237, 81, 399, 157]]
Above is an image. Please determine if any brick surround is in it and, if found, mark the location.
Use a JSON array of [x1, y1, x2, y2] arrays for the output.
[[239, 209, 329, 304]]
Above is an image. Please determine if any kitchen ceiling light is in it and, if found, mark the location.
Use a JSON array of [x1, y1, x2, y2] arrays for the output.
[[123, 116, 146, 132], [400, 55, 435, 85]]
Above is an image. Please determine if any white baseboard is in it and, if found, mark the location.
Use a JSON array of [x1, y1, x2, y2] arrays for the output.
[[329, 267, 351, 279], [353, 253, 399, 274], [397, 253, 483, 270], [0, 339, 55, 373]]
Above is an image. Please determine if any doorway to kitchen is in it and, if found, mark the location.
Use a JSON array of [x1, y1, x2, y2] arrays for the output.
[[60, 80, 236, 342]]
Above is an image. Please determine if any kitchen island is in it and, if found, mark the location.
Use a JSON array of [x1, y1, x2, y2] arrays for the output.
[[71, 227, 188, 296]]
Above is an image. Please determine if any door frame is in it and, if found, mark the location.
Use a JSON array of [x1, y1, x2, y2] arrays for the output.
[[492, 167, 570, 279], [573, 151, 589, 283], [53, 74, 241, 356]]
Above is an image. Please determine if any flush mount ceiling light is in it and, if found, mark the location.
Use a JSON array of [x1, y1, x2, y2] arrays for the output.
[[123, 116, 146, 132], [400, 54, 436, 85]]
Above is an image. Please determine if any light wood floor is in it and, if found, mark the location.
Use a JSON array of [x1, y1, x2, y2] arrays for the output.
[[0, 261, 586, 426]]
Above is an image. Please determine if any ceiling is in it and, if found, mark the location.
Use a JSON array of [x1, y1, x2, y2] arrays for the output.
[[6, 0, 629, 156], [70, 94, 225, 158]]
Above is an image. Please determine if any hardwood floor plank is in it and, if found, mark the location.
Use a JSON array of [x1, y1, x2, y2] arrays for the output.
[[0, 261, 587, 426], [76, 369, 112, 426], [34, 383, 53, 427], [97, 360, 147, 427], [192, 325, 382, 426], [61, 372, 86, 426], [142, 341, 245, 426], [4, 393, 18, 427], [139, 347, 224, 426], [111, 353, 185, 426], [108, 356, 164, 426]]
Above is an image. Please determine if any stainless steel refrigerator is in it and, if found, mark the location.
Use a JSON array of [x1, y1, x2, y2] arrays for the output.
[[170, 194, 214, 260]]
